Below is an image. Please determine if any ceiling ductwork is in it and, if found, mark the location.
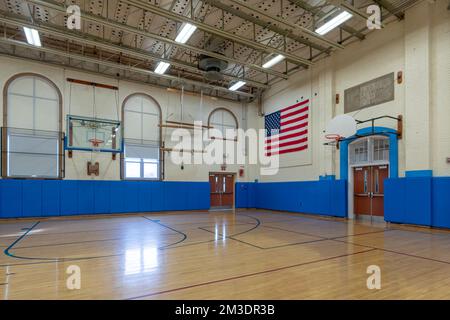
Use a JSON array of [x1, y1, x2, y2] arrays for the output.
[[198, 54, 228, 82]]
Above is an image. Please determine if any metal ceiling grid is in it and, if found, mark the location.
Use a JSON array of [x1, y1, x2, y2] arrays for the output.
[[0, 0, 421, 101]]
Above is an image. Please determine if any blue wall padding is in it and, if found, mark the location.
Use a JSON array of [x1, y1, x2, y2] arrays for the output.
[[385, 176, 450, 228], [0, 180, 210, 218], [405, 170, 433, 177], [236, 180, 347, 217], [431, 177, 450, 228]]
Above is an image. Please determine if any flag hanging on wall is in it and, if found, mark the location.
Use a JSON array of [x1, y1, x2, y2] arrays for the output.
[[265, 99, 309, 156]]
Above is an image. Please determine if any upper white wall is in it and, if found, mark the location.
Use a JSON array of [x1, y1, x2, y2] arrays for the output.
[[257, 0, 450, 181], [0, 56, 255, 181]]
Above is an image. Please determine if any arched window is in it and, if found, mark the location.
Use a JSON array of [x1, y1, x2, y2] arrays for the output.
[[208, 108, 238, 139], [349, 136, 389, 166], [122, 93, 161, 180], [3, 73, 62, 178]]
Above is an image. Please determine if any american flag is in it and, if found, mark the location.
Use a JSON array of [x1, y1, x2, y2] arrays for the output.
[[265, 99, 309, 156]]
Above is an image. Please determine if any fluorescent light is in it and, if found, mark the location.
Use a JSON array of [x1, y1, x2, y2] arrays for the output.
[[175, 23, 197, 44], [229, 81, 246, 91], [23, 27, 41, 47], [315, 11, 353, 35], [154, 61, 170, 74], [262, 54, 285, 69]]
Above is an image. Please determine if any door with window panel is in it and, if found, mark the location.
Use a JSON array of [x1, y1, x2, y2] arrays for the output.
[[209, 173, 234, 209], [350, 136, 390, 218]]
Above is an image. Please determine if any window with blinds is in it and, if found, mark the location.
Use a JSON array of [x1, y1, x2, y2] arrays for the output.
[[123, 94, 161, 180], [5, 75, 61, 178]]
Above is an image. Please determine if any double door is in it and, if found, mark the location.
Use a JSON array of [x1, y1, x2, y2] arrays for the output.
[[353, 165, 388, 217], [209, 173, 234, 209]]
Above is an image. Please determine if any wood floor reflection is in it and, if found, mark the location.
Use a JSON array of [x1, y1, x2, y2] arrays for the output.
[[1, 209, 449, 299]]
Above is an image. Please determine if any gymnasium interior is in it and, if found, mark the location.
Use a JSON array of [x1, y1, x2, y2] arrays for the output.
[[0, 0, 449, 301]]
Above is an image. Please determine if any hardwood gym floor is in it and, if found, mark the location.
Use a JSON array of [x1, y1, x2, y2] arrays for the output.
[[0, 209, 450, 299]]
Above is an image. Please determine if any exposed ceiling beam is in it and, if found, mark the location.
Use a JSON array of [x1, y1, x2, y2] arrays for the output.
[[0, 12, 269, 90], [372, 0, 405, 20], [119, 0, 313, 67], [332, 0, 386, 28], [0, 37, 255, 98], [26, 0, 287, 80], [216, 0, 344, 50]]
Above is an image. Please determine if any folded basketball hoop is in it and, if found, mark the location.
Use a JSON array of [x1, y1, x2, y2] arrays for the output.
[[88, 138, 104, 148]]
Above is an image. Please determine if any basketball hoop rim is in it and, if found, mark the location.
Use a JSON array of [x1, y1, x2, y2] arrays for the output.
[[88, 138, 105, 148]]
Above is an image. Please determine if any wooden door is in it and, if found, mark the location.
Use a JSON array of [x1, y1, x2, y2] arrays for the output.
[[371, 165, 388, 216], [209, 173, 234, 209], [221, 174, 234, 208], [209, 174, 221, 207], [353, 166, 371, 216], [353, 165, 388, 217]]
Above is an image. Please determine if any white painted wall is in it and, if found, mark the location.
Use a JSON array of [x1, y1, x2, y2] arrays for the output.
[[256, 0, 450, 181], [0, 56, 255, 182]]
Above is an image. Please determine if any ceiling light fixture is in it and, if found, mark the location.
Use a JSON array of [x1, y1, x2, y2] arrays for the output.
[[154, 61, 170, 74], [229, 81, 246, 91], [23, 27, 41, 47], [262, 54, 285, 69], [315, 11, 353, 35], [175, 23, 197, 44]]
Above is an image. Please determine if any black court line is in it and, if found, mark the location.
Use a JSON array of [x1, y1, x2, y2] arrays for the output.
[[198, 226, 327, 250], [260, 223, 392, 241], [127, 248, 377, 300], [165, 214, 262, 250], [142, 216, 187, 248], [0, 218, 189, 265], [332, 238, 450, 266]]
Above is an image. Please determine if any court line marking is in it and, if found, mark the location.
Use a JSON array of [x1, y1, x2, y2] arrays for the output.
[[198, 226, 326, 250], [0, 218, 189, 264], [252, 219, 450, 266], [3, 221, 46, 260], [163, 214, 262, 250], [127, 248, 377, 300], [332, 239, 450, 265], [142, 216, 187, 248], [2, 212, 449, 268]]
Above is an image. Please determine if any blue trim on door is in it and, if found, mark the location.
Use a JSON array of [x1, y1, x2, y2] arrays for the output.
[[339, 126, 398, 180]]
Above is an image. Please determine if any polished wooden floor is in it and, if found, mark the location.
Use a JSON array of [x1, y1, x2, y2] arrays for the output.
[[1, 209, 450, 299]]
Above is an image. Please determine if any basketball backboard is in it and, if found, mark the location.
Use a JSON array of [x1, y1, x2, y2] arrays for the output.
[[66, 115, 122, 152]]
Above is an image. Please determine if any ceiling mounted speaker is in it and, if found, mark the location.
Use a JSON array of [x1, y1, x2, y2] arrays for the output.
[[198, 54, 228, 82]]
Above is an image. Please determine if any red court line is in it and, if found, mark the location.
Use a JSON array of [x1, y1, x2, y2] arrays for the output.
[[127, 248, 376, 300]]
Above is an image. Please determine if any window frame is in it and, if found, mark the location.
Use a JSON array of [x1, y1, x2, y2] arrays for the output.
[[2, 73, 63, 179], [207, 107, 239, 140], [349, 135, 390, 166], [121, 93, 163, 181]]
